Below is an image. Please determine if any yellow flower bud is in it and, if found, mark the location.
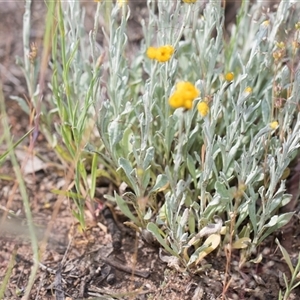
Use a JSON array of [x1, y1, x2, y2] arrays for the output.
[[225, 72, 234, 82], [197, 101, 209, 117], [270, 121, 278, 129], [244, 86, 252, 94]]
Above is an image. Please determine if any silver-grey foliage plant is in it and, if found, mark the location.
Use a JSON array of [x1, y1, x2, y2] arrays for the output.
[[97, 0, 300, 268]]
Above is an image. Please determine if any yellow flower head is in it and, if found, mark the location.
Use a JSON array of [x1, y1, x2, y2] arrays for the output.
[[270, 121, 278, 129], [183, 0, 197, 3], [146, 47, 158, 60], [225, 72, 234, 82], [156, 45, 174, 63], [295, 21, 300, 30], [244, 86, 252, 94], [146, 45, 174, 63], [169, 81, 199, 110], [197, 101, 209, 117]]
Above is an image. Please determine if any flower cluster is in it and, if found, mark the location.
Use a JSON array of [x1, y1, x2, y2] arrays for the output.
[[146, 45, 174, 63], [169, 82, 199, 110]]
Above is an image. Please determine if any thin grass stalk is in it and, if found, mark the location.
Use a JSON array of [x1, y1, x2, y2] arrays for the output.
[[23, 0, 32, 96], [0, 84, 39, 299], [0, 246, 17, 298]]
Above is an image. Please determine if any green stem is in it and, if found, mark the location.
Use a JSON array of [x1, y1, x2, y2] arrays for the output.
[[173, 113, 185, 189], [173, 4, 192, 49]]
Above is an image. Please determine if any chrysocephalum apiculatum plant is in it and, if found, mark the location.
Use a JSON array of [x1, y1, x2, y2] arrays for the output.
[[95, 0, 300, 269], [19, 0, 300, 270]]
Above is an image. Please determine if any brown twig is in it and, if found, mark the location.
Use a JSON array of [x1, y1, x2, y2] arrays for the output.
[[101, 257, 150, 279]]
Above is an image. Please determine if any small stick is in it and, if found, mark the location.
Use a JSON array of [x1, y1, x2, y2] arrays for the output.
[[101, 257, 150, 278], [55, 263, 65, 300], [102, 206, 122, 251]]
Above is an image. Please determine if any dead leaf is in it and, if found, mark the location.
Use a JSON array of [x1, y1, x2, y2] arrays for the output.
[[195, 234, 221, 265], [15, 149, 45, 174], [232, 237, 251, 249]]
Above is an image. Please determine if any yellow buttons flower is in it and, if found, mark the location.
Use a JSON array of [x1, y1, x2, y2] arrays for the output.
[[156, 45, 174, 63], [183, 0, 197, 3], [146, 45, 174, 63], [197, 101, 209, 117], [225, 72, 234, 82], [244, 86, 252, 94], [169, 81, 199, 110], [146, 47, 157, 60], [270, 121, 278, 129]]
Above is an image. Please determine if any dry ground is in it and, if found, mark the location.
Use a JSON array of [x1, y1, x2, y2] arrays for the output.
[[1, 1, 300, 299]]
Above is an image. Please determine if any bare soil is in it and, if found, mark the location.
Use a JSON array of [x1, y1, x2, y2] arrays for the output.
[[1, 1, 300, 299]]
